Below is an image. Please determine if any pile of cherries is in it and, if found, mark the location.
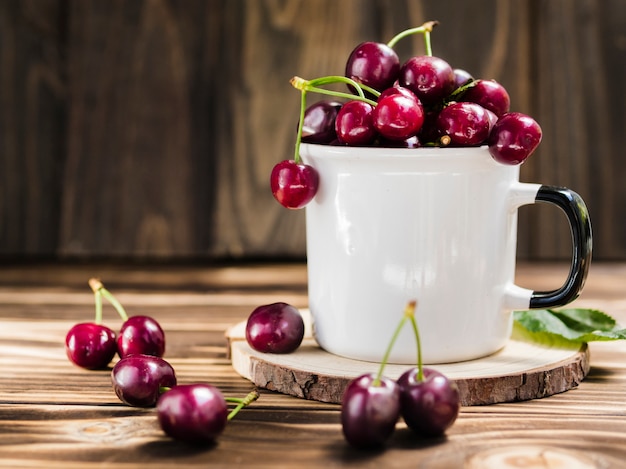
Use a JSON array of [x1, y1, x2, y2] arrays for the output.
[[271, 21, 542, 209], [65, 279, 258, 444]]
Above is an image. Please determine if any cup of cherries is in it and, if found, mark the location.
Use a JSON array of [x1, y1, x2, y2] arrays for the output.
[[270, 20, 542, 209]]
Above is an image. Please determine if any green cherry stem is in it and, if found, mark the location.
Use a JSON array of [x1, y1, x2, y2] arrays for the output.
[[291, 76, 378, 105], [372, 304, 414, 387], [226, 389, 260, 421], [93, 286, 103, 325], [289, 75, 378, 163], [386, 20, 439, 56], [88, 278, 129, 322], [405, 300, 425, 381], [293, 88, 307, 163]]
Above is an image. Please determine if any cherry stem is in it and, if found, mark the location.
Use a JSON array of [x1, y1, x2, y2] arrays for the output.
[[290, 75, 379, 163], [447, 79, 478, 102], [227, 389, 260, 421], [93, 288, 103, 325], [405, 301, 424, 382], [386, 20, 439, 56], [373, 312, 409, 386], [88, 278, 129, 322], [291, 76, 378, 105], [294, 89, 307, 163]]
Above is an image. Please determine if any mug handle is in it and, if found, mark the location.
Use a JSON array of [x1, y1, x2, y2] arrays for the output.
[[505, 184, 593, 310], [529, 185, 593, 308]]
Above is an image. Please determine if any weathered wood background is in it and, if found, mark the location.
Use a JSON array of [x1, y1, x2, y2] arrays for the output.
[[1, 0, 624, 260]]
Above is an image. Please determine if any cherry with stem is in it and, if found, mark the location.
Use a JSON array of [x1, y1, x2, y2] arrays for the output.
[[397, 301, 460, 438], [89, 278, 166, 358], [340, 303, 413, 448]]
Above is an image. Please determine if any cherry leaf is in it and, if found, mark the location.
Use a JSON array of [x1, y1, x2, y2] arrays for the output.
[[512, 308, 626, 345]]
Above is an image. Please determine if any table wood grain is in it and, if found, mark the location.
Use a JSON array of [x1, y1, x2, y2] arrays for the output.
[[0, 262, 625, 467]]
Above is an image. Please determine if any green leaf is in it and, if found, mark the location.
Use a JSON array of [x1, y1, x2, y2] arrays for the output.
[[513, 308, 626, 346]]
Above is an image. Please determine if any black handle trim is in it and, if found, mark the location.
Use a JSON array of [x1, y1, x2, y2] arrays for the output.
[[529, 185, 592, 309]]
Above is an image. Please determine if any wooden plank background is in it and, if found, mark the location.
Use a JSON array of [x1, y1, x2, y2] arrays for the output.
[[0, 0, 624, 261]]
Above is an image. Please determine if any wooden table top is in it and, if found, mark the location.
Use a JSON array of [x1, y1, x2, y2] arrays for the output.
[[0, 261, 625, 468]]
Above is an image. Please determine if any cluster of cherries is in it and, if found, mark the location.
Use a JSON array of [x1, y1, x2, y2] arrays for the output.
[[341, 300, 459, 448], [65, 279, 258, 444], [271, 21, 542, 209], [243, 301, 459, 449]]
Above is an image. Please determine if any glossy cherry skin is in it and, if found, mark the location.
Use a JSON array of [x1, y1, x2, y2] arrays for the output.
[[111, 354, 177, 407], [65, 323, 117, 369], [372, 93, 425, 141], [461, 79, 510, 117], [345, 42, 400, 93], [399, 55, 456, 106], [437, 102, 491, 146], [453, 68, 474, 88], [397, 367, 460, 437], [301, 100, 342, 144], [341, 373, 401, 448], [335, 100, 377, 146], [245, 302, 305, 354], [157, 384, 228, 444], [270, 160, 319, 209], [117, 315, 165, 358], [488, 112, 542, 165], [378, 85, 419, 102]]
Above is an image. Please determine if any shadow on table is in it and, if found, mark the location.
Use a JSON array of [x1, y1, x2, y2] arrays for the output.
[[138, 438, 217, 457], [585, 366, 617, 383], [326, 428, 447, 461]]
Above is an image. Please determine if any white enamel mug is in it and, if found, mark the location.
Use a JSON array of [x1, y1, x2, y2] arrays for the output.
[[300, 143, 592, 364]]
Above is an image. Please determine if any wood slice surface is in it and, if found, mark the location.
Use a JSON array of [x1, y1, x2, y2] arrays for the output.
[[227, 310, 589, 406]]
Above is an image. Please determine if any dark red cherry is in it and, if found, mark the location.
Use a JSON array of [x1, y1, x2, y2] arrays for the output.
[[372, 93, 425, 141], [453, 68, 474, 88], [397, 367, 460, 437], [341, 373, 401, 448], [488, 112, 542, 165], [66, 323, 117, 370], [117, 315, 165, 358], [245, 302, 305, 354], [301, 100, 342, 144], [378, 85, 419, 102], [345, 42, 400, 94], [157, 384, 229, 444], [399, 56, 456, 106], [270, 160, 319, 209], [335, 100, 377, 146], [111, 354, 177, 407], [461, 79, 510, 117], [436, 102, 491, 146]]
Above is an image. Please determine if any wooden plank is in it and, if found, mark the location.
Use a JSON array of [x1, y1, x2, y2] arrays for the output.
[[521, 0, 626, 261], [0, 0, 624, 261], [59, 0, 218, 258], [0, 0, 66, 257], [0, 263, 624, 466]]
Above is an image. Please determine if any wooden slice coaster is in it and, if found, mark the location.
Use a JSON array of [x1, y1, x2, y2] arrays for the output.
[[226, 310, 589, 406]]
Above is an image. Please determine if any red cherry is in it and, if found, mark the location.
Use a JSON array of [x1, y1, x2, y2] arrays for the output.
[[488, 112, 542, 165], [335, 100, 377, 146], [117, 315, 165, 358], [461, 79, 511, 117], [65, 323, 117, 370], [372, 93, 425, 141], [270, 160, 319, 209]]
